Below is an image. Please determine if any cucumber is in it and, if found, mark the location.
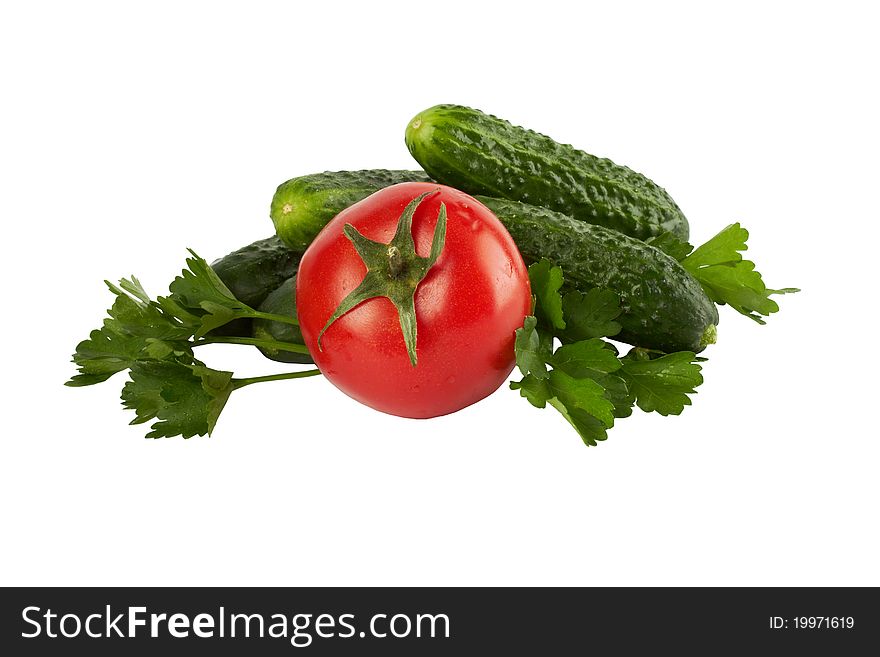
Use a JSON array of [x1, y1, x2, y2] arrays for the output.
[[252, 276, 313, 364], [267, 169, 716, 353], [210, 235, 303, 336], [211, 236, 303, 308], [271, 170, 430, 251], [405, 104, 689, 241], [210, 239, 311, 360], [477, 197, 717, 353]]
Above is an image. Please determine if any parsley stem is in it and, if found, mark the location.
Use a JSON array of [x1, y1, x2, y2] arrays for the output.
[[249, 310, 300, 326], [233, 369, 322, 389], [193, 336, 311, 354]]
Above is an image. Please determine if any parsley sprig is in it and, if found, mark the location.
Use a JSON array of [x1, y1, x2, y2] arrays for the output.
[[511, 261, 703, 446], [649, 223, 799, 323], [514, 221, 798, 445], [68, 251, 318, 438]]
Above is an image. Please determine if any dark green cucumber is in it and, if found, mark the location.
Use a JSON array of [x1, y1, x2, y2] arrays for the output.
[[478, 197, 717, 353], [211, 235, 303, 307], [271, 170, 430, 251], [405, 104, 689, 241], [266, 169, 716, 353], [252, 276, 312, 364], [210, 235, 303, 337]]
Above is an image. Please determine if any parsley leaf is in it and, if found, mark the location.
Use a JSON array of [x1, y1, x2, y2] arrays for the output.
[[550, 339, 633, 418], [68, 326, 150, 387], [593, 373, 634, 419], [683, 223, 748, 269], [115, 276, 152, 305], [67, 280, 193, 386], [550, 338, 621, 377], [646, 231, 694, 261], [120, 361, 321, 439], [512, 310, 624, 445], [122, 360, 234, 438], [513, 315, 551, 379], [511, 370, 615, 446], [510, 260, 711, 444], [560, 288, 622, 341], [103, 281, 192, 342], [527, 259, 566, 331], [510, 374, 551, 409], [619, 349, 703, 416], [69, 248, 321, 438], [682, 223, 798, 323], [545, 370, 615, 445], [163, 250, 260, 337]]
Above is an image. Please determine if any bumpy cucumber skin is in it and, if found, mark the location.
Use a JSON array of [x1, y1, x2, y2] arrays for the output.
[[271, 170, 430, 250], [210, 235, 302, 337], [211, 236, 302, 308], [252, 276, 313, 364], [406, 104, 689, 241], [478, 197, 717, 352]]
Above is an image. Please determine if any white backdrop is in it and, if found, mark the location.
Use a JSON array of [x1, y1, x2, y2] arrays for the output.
[[1, 1, 877, 586]]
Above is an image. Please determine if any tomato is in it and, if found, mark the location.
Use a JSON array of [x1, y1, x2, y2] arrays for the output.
[[296, 182, 532, 418]]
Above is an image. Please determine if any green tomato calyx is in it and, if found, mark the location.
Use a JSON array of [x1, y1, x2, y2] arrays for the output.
[[317, 189, 447, 366]]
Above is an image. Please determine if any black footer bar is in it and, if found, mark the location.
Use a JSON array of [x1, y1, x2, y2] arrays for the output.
[[1, 586, 876, 654]]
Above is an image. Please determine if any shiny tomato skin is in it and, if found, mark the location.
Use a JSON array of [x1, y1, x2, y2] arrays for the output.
[[296, 182, 531, 418]]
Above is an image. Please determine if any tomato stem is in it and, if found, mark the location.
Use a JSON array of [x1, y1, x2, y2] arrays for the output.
[[387, 245, 404, 278], [316, 189, 447, 367]]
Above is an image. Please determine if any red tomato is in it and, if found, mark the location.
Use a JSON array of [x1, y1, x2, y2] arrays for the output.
[[296, 182, 531, 418]]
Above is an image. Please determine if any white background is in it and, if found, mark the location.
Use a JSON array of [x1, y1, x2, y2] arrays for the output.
[[1, 1, 877, 586]]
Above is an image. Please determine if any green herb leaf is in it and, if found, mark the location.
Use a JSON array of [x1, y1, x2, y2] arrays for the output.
[[116, 276, 152, 304], [164, 250, 258, 337], [511, 369, 615, 446], [510, 373, 552, 409], [513, 315, 551, 379], [550, 338, 621, 376], [560, 288, 622, 341], [528, 259, 566, 331], [646, 232, 694, 261], [68, 326, 149, 386], [683, 223, 748, 269], [103, 280, 192, 341], [546, 398, 611, 446], [619, 349, 703, 416], [122, 360, 234, 438], [69, 249, 323, 439], [67, 281, 193, 386], [594, 373, 634, 419], [550, 339, 632, 418], [682, 223, 798, 323], [510, 259, 713, 444]]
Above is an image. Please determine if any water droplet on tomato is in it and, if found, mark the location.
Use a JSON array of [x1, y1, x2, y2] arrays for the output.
[[446, 375, 456, 385], [471, 220, 481, 231]]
